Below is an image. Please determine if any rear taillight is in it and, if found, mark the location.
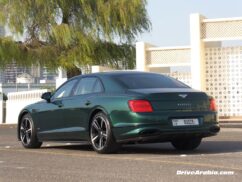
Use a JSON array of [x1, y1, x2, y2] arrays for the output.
[[128, 100, 153, 113], [209, 98, 217, 111]]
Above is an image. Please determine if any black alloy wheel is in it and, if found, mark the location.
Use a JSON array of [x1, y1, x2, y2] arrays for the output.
[[20, 114, 42, 148], [90, 112, 120, 154]]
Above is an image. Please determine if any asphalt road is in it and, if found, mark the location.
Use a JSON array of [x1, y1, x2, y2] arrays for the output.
[[0, 125, 242, 182]]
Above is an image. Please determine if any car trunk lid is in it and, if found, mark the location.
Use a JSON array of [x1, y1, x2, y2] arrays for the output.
[[127, 88, 209, 111]]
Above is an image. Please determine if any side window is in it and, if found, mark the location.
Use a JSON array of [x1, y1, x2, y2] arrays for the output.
[[74, 77, 97, 95], [52, 79, 77, 99]]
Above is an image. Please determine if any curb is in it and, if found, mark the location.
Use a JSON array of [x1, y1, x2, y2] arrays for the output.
[[219, 121, 242, 128], [0, 124, 17, 128]]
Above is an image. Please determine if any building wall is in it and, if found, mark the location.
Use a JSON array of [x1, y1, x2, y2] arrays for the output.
[[205, 46, 242, 117]]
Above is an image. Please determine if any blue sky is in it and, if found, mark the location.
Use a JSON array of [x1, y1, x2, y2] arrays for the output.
[[139, 0, 242, 46]]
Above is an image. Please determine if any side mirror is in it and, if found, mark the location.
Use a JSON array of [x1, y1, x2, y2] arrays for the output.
[[41, 92, 52, 102]]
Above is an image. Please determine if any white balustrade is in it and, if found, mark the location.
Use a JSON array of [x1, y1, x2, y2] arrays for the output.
[[5, 90, 47, 124]]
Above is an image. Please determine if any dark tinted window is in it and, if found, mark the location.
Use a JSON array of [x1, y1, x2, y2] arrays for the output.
[[113, 74, 189, 89], [52, 79, 77, 99], [74, 77, 102, 95]]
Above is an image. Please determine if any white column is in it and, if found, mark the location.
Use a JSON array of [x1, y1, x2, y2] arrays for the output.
[[136, 42, 148, 71], [190, 14, 206, 91]]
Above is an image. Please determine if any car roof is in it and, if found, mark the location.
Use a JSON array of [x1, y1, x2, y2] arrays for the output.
[[72, 71, 160, 79]]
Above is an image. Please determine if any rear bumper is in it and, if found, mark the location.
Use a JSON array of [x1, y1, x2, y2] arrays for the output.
[[110, 110, 219, 143], [113, 123, 220, 144]]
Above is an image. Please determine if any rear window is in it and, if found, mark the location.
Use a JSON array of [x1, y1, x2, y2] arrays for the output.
[[113, 74, 189, 89]]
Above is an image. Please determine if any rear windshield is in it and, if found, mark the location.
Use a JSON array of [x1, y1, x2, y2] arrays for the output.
[[113, 73, 189, 89]]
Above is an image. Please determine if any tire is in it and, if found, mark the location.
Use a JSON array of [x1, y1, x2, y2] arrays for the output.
[[19, 114, 42, 148], [171, 137, 202, 151], [90, 112, 120, 154]]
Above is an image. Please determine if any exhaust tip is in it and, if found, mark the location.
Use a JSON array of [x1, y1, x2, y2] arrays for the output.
[[139, 129, 160, 136]]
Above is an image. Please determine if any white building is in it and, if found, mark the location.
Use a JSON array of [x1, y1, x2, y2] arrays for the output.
[[16, 73, 34, 84], [136, 14, 242, 119]]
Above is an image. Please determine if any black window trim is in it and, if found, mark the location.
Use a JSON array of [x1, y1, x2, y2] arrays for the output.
[[92, 78, 105, 94]]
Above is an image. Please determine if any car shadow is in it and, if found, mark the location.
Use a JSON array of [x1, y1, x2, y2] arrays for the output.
[[41, 142, 93, 151], [40, 140, 242, 155]]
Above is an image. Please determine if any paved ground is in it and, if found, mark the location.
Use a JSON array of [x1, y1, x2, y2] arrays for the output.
[[0, 125, 242, 182]]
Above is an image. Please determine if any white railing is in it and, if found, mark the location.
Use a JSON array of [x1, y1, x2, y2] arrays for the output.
[[146, 46, 191, 67], [0, 95, 4, 124], [5, 90, 47, 124], [202, 17, 242, 41]]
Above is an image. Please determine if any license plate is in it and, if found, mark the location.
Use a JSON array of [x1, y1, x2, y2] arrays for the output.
[[172, 118, 199, 126]]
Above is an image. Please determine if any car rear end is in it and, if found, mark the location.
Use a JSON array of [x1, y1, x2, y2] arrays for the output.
[[109, 73, 220, 143]]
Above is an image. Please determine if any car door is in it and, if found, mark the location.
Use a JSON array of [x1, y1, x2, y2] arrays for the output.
[[60, 77, 104, 140], [36, 78, 78, 140]]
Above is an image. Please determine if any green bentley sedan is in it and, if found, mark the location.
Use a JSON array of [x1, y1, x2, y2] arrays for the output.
[[17, 71, 220, 153]]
